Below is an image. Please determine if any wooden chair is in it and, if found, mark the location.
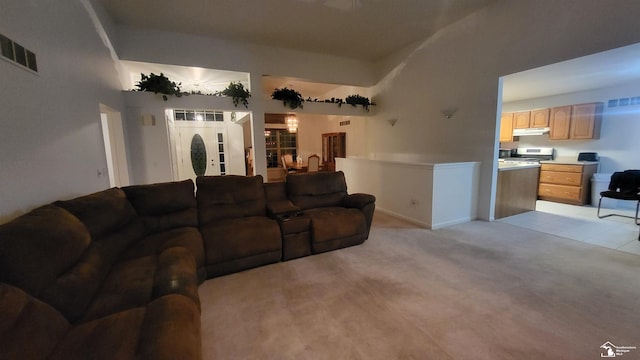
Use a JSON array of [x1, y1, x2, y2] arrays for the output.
[[307, 154, 320, 172], [281, 155, 296, 177]]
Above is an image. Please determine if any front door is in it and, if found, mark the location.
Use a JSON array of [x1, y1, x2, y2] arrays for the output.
[[176, 123, 228, 183]]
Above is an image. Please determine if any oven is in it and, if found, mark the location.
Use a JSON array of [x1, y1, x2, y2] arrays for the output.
[[499, 147, 554, 165]]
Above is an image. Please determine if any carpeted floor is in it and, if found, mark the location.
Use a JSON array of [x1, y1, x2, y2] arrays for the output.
[[199, 212, 640, 359]]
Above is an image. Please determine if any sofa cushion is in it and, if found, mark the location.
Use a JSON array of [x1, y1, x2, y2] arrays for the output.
[[0, 283, 70, 360], [123, 180, 198, 233], [287, 171, 348, 210], [120, 227, 206, 280], [49, 307, 146, 360], [304, 207, 367, 243], [80, 255, 156, 322], [200, 216, 282, 265], [0, 205, 90, 296], [0, 204, 135, 322], [49, 294, 201, 360], [196, 175, 267, 224], [54, 188, 137, 239], [82, 247, 200, 322]]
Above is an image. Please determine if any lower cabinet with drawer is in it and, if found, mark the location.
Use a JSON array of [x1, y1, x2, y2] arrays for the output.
[[538, 163, 598, 205]]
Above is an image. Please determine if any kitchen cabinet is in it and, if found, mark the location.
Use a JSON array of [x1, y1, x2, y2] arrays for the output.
[[511, 109, 548, 130], [538, 163, 598, 205], [530, 108, 550, 127], [499, 112, 514, 142], [513, 111, 531, 129], [549, 106, 572, 139], [322, 132, 346, 172], [495, 165, 540, 219], [570, 102, 602, 139], [549, 102, 602, 140]]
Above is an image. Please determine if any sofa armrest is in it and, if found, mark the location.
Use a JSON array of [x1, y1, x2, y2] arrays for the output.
[[267, 200, 301, 219], [342, 193, 376, 209]]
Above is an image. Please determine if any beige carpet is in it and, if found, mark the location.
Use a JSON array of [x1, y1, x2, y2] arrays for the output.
[[198, 212, 640, 359]]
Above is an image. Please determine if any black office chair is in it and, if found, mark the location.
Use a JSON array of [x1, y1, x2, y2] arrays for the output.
[[597, 170, 640, 240]]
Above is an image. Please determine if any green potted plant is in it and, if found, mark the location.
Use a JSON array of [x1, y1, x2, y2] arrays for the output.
[[272, 87, 304, 110], [135, 73, 183, 101], [219, 82, 251, 108], [345, 94, 372, 111]]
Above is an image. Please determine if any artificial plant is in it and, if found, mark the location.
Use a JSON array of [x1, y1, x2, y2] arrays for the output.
[[135, 73, 183, 101], [271, 87, 304, 110], [345, 94, 372, 111], [219, 82, 251, 108]]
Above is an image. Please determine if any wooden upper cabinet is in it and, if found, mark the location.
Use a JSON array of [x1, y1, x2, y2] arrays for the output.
[[513, 111, 531, 129], [549, 106, 572, 140], [530, 108, 550, 127], [499, 112, 514, 142], [570, 102, 602, 140], [549, 102, 603, 140]]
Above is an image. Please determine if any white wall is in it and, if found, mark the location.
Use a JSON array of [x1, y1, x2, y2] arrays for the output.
[[296, 114, 330, 160], [370, 0, 640, 220], [502, 82, 640, 174], [337, 158, 479, 229], [0, 0, 124, 222]]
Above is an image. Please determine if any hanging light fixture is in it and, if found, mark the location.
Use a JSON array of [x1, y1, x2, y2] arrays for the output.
[[286, 114, 298, 133]]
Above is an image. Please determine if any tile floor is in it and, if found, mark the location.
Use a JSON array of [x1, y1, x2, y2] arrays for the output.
[[498, 200, 640, 256]]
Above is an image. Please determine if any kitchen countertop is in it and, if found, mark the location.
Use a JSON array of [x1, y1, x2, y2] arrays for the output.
[[498, 163, 541, 171], [539, 160, 599, 165]]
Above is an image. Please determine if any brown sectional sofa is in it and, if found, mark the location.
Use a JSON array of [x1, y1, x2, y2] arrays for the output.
[[0, 171, 375, 360]]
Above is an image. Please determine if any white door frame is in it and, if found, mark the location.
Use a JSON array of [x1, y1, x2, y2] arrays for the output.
[[100, 104, 130, 187]]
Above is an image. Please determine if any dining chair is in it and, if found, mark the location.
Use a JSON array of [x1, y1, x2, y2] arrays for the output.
[[281, 155, 296, 177], [307, 154, 320, 172], [283, 154, 294, 166]]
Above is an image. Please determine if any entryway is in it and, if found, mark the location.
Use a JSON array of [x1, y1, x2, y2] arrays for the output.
[[174, 122, 229, 184]]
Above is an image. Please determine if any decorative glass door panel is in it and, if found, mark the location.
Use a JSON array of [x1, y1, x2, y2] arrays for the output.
[[176, 124, 228, 182]]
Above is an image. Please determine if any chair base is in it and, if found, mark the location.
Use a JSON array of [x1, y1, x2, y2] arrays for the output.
[[597, 196, 640, 240]]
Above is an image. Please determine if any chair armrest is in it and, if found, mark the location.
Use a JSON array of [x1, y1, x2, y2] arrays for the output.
[[267, 200, 301, 219], [342, 193, 376, 209]]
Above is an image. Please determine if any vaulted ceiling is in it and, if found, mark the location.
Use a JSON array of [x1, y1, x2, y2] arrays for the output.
[[99, 0, 640, 100], [98, 0, 497, 61]]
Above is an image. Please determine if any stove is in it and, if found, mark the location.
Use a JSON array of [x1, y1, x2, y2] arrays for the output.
[[499, 147, 554, 165]]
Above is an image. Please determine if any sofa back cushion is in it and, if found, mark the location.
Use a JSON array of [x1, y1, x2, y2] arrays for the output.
[[287, 171, 348, 210], [53, 188, 136, 237], [197, 175, 266, 225], [0, 204, 104, 322], [123, 179, 198, 232], [51, 188, 144, 321]]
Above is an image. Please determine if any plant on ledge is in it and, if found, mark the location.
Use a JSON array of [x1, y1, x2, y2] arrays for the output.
[[219, 82, 251, 108], [272, 87, 304, 110], [135, 73, 183, 101], [345, 94, 372, 111]]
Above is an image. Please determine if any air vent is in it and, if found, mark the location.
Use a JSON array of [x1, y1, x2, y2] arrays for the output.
[[339, 120, 351, 126], [608, 97, 640, 107], [1, 33, 38, 73]]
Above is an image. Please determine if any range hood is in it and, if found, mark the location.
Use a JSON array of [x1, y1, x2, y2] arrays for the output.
[[512, 127, 550, 136]]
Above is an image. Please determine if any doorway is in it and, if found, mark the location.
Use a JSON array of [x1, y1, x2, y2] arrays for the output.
[[174, 122, 229, 183]]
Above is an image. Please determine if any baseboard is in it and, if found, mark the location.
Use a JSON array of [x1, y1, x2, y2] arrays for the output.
[[376, 207, 431, 228], [430, 217, 474, 230]]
